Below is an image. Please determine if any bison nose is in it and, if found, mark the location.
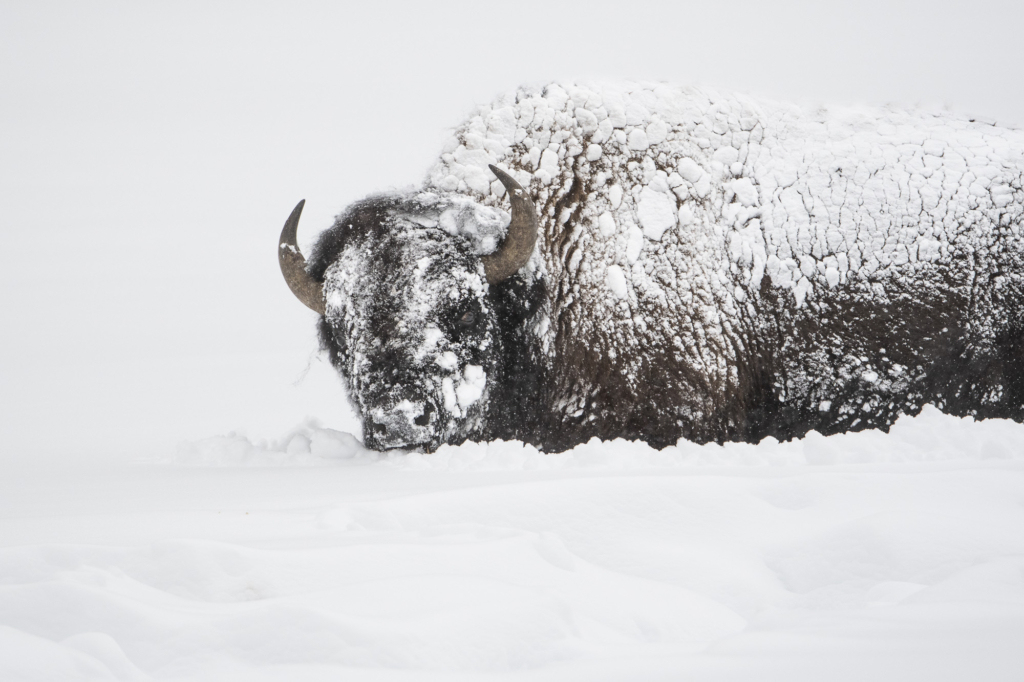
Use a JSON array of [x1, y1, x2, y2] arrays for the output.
[[366, 398, 436, 449], [413, 401, 434, 427], [369, 401, 432, 433]]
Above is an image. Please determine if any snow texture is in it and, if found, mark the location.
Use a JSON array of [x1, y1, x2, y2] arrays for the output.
[[414, 81, 1024, 447], [3, 409, 1023, 681], [429, 80, 1024, 324]]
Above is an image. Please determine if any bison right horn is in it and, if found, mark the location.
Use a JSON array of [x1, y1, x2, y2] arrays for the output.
[[279, 199, 326, 315], [481, 165, 539, 285]]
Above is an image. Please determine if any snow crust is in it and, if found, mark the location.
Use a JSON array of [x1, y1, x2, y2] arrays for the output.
[[428, 82, 1024, 312], [3, 409, 1023, 681], [418, 81, 1024, 437], [171, 404, 1023, 469]]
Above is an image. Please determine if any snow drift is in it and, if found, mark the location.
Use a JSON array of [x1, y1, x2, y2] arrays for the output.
[[3, 409, 1022, 681]]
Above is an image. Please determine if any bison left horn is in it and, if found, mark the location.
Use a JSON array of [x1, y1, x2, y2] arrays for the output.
[[481, 165, 539, 284], [278, 199, 326, 315]]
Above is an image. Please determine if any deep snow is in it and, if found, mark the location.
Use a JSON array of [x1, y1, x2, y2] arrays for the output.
[[2, 407, 1023, 681]]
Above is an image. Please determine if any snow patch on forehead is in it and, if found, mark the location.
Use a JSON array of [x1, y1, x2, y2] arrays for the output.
[[398, 230, 487, 317], [452, 263, 487, 298], [413, 255, 433, 279], [416, 326, 445, 362], [397, 193, 508, 257]]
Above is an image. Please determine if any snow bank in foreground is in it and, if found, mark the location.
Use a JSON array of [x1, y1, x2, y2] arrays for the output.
[[3, 408, 1020, 681], [175, 405, 1024, 468]]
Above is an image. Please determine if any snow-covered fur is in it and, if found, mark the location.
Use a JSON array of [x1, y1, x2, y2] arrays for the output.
[[311, 82, 1024, 452]]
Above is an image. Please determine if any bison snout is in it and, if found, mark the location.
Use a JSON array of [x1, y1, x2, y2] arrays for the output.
[[366, 399, 437, 450]]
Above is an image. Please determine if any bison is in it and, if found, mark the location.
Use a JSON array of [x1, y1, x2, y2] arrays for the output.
[[279, 82, 1024, 453]]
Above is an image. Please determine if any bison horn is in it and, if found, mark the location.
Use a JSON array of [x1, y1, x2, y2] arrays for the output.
[[481, 165, 539, 285], [279, 199, 326, 315]]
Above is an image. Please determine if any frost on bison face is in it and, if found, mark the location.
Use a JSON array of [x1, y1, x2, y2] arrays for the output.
[[281, 189, 525, 451], [318, 196, 500, 451], [279, 82, 1024, 453]]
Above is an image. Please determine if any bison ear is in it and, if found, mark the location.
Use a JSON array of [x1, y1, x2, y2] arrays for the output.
[[481, 165, 539, 285], [279, 200, 326, 315]]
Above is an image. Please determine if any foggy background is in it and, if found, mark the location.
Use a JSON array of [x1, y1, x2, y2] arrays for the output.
[[3, 0, 1023, 462]]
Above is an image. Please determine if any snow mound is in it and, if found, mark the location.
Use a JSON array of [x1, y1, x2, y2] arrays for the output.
[[175, 406, 1024, 469], [173, 421, 373, 467], [4, 406, 1024, 681]]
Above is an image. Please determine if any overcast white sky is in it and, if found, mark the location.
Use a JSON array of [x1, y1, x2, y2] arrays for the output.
[[2, 1, 1023, 461]]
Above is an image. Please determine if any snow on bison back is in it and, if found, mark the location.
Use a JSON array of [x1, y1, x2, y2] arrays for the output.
[[278, 82, 1024, 453]]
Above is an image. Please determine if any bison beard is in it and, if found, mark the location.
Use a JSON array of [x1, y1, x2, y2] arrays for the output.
[[280, 82, 1024, 453]]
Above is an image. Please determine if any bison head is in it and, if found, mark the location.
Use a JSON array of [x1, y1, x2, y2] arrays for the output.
[[278, 166, 538, 451]]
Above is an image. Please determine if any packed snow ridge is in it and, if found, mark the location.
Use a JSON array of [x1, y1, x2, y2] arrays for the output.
[[3, 408, 1023, 681], [175, 406, 1023, 468]]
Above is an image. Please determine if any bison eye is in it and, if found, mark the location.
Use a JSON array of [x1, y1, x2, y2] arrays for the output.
[[456, 311, 476, 327]]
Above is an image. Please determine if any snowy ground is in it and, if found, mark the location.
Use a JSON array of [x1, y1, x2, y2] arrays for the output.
[[3, 407, 1023, 681]]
